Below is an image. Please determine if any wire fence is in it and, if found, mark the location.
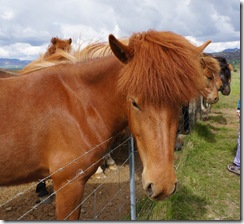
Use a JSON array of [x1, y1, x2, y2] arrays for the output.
[[0, 100, 204, 221]]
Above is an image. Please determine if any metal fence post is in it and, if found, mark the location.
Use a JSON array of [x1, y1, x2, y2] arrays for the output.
[[129, 135, 136, 220]]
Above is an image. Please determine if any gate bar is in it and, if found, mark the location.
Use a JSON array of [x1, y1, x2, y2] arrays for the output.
[[129, 135, 136, 220]]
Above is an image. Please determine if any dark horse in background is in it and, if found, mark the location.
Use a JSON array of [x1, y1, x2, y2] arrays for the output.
[[213, 56, 232, 95]]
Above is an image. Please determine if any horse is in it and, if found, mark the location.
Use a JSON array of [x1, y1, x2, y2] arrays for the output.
[[213, 56, 232, 95], [200, 55, 232, 119], [19, 37, 73, 75], [179, 53, 222, 130], [0, 69, 17, 78], [44, 37, 72, 58], [0, 30, 213, 220]]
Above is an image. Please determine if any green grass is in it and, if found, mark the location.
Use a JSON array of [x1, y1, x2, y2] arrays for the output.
[[136, 63, 240, 221]]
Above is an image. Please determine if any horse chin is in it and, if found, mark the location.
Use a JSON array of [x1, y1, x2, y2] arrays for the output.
[[221, 88, 231, 96], [206, 96, 219, 104]]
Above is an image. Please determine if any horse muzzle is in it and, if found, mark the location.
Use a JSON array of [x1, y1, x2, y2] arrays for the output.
[[207, 95, 219, 104], [142, 175, 178, 201], [144, 181, 178, 201], [221, 86, 231, 95]]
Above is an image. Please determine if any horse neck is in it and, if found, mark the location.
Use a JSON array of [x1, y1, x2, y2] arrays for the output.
[[74, 56, 128, 136]]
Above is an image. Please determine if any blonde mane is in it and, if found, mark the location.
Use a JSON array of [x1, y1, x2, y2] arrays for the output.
[[19, 38, 129, 75]]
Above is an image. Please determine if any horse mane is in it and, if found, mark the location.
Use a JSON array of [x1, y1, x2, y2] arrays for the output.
[[18, 38, 128, 75], [73, 39, 129, 62], [117, 30, 203, 106], [19, 37, 73, 75], [201, 53, 221, 75], [18, 50, 77, 74], [18, 31, 207, 107]]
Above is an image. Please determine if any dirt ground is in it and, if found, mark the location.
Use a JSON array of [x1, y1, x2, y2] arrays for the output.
[[0, 138, 144, 221]]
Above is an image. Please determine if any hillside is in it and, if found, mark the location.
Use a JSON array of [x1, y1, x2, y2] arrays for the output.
[[209, 49, 240, 63], [0, 58, 31, 70], [0, 48, 240, 70]]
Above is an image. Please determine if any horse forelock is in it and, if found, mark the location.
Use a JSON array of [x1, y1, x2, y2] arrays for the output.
[[118, 30, 202, 106]]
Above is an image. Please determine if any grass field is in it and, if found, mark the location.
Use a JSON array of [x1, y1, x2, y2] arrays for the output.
[[137, 63, 240, 220]]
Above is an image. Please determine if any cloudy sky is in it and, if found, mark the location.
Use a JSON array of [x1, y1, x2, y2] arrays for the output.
[[0, 0, 240, 60]]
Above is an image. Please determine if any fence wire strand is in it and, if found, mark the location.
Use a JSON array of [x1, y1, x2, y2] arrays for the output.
[[1, 99, 203, 221]]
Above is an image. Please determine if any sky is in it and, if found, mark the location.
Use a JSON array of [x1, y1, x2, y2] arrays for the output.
[[0, 0, 240, 60]]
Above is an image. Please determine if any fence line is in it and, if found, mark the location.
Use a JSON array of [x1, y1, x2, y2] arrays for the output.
[[0, 135, 114, 209], [1, 101, 204, 221]]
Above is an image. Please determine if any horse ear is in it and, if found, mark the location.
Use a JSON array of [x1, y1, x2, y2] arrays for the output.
[[200, 58, 206, 69], [197, 40, 211, 53], [51, 37, 57, 45], [109, 34, 133, 64], [69, 38, 72, 44], [227, 63, 233, 71]]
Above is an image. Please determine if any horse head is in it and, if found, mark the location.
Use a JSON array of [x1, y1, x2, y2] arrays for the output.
[[214, 57, 232, 95], [198, 53, 221, 104], [109, 31, 211, 201], [44, 37, 72, 58]]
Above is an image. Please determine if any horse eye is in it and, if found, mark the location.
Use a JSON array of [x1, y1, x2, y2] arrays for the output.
[[132, 100, 140, 110], [207, 76, 213, 80]]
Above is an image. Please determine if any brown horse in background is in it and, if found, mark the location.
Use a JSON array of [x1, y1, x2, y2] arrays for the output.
[[43, 37, 72, 58], [0, 69, 17, 78], [199, 54, 227, 119], [198, 53, 221, 103], [19, 37, 73, 75], [0, 30, 211, 220]]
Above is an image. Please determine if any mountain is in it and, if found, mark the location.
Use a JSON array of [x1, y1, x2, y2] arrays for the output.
[[209, 48, 240, 62], [0, 47, 240, 70], [222, 48, 239, 53], [0, 58, 31, 70]]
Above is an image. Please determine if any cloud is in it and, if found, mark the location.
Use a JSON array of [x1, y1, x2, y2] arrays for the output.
[[0, 43, 46, 60], [0, 0, 240, 60]]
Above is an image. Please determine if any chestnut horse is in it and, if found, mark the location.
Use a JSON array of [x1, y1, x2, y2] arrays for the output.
[[0, 68, 17, 78], [19, 37, 73, 75], [199, 54, 229, 119], [0, 30, 211, 220], [43, 37, 72, 58]]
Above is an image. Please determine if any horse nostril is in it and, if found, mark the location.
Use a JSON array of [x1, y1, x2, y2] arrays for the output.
[[215, 97, 219, 102], [172, 182, 178, 195], [146, 183, 154, 197]]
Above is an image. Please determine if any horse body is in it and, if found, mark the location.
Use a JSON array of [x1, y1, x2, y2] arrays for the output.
[[0, 57, 128, 219], [0, 30, 211, 220], [1, 57, 125, 182]]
